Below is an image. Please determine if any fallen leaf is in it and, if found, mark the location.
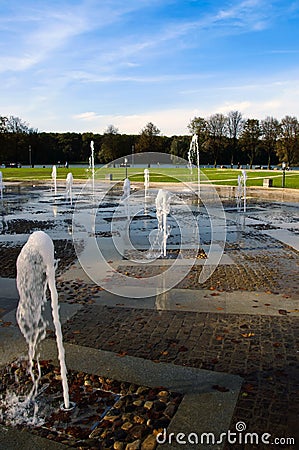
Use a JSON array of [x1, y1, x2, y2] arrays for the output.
[[216, 307, 224, 311], [1, 322, 12, 327], [243, 383, 255, 393], [210, 292, 220, 297], [161, 351, 169, 356], [72, 330, 81, 334], [241, 332, 255, 338], [273, 342, 281, 348], [216, 336, 224, 341], [117, 351, 128, 357]]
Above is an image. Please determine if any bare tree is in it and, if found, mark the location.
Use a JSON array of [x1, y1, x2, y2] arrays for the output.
[[227, 110, 243, 167], [0, 116, 8, 133]]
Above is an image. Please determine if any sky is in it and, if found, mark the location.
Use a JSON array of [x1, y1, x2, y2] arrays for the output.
[[1, 0, 299, 136]]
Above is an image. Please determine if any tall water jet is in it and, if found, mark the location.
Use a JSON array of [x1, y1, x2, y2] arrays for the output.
[[0, 170, 3, 199], [51, 165, 57, 196], [155, 189, 171, 257], [188, 134, 200, 200], [89, 141, 95, 195], [16, 231, 70, 413], [121, 177, 130, 200], [121, 178, 130, 219], [144, 168, 150, 198], [236, 169, 247, 212], [66, 172, 73, 206]]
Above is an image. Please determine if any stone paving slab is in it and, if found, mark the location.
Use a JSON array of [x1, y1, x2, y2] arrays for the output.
[[57, 304, 299, 446], [91, 288, 299, 317], [0, 338, 242, 450]]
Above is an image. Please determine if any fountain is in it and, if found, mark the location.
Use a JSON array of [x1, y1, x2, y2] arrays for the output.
[[15, 231, 70, 419], [122, 177, 131, 200], [121, 178, 131, 219], [144, 168, 150, 197], [188, 134, 200, 200], [236, 169, 247, 212], [89, 140, 95, 195], [155, 189, 171, 257], [51, 165, 57, 196], [144, 168, 150, 214], [66, 172, 73, 205], [0, 170, 3, 199]]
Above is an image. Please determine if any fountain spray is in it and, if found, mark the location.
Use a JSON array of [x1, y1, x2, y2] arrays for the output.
[[16, 231, 70, 411], [155, 189, 171, 257], [188, 135, 200, 201], [90, 141, 95, 195], [51, 165, 57, 196], [66, 172, 73, 206]]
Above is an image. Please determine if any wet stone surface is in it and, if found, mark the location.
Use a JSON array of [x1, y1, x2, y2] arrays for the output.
[[0, 188, 298, 448], [59, 306, 299, 446], [0, 240, 78, 279], [0, 360, 182, 449], [0, 219, 56, 235], [123, 248, 207, 261]]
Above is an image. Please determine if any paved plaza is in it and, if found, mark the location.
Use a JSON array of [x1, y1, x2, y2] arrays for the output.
[[0, 182, 298, 449]]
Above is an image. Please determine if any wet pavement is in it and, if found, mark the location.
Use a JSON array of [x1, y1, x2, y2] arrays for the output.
[[0, 182, 298, 449]]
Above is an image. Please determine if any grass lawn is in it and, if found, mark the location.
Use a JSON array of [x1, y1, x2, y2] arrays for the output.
[[1, 167, 298, 189]]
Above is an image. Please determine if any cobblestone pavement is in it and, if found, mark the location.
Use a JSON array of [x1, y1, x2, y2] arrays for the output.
[[1, 195, 298, 449], [54, 227, 299, 449], [59, 305, 299, 448], [116, 233, 299, 296]]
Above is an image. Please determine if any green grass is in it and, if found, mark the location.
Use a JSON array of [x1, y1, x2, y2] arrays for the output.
[[1, 167, 88, 181], [1, 167, 298, 189]]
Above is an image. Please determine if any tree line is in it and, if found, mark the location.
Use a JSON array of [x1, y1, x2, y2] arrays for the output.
[[0, 112, 298, 167]]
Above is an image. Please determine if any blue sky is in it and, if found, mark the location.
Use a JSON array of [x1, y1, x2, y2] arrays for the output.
[[1, 0, 299, 136]]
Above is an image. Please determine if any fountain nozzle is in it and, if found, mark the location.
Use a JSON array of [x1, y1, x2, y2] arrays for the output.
[[60, 401, 76, 411]]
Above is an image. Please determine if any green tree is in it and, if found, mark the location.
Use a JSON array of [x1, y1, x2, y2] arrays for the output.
[[135, 122, 162, 153], [239, 119, 261, 168], [98, 125, 120, 163], [187, 116, 208, 162], [205, 113, 227, 167], [170, 136, 189, 163], [3, 116, 37, 164], [276, 116, 299, 166], [260, 116, 280, 169]]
